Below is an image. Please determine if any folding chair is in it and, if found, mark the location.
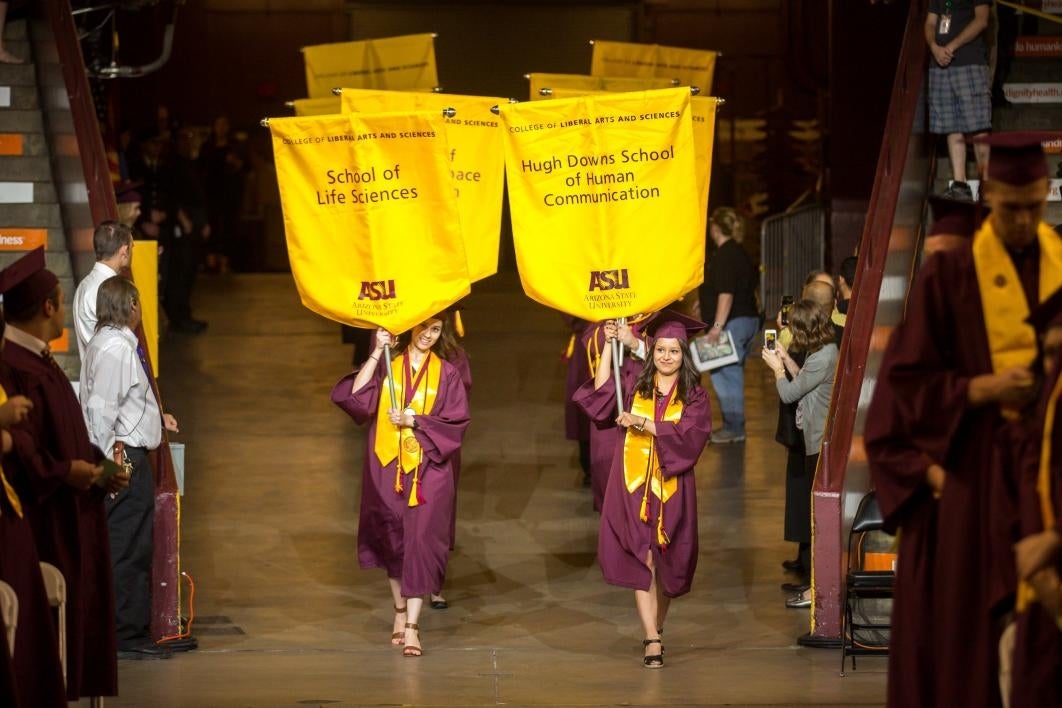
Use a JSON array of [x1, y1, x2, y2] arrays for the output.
[[0, 580, 16, 655], [39, 562, 66, 685], [840, 491, 894, 676]]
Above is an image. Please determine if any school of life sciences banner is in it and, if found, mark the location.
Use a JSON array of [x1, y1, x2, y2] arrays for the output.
[[268, 112, 470, 333], [340, 88, 505, 282], [499, 87, 702, 321], [591, 40, 718, 91], [303, 33, 438, 98]]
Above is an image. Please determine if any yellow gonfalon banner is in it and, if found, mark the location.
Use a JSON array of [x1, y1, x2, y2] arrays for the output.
[[591, 40, 718, 91], [527, 73, 677, 101], [269, 112, 470, 333], [303, 34, 438, 98], [340, 88, 505, 282], [291, 97, 342, 116], [538, 87, 717, 293], [500, 87, 702, 321]]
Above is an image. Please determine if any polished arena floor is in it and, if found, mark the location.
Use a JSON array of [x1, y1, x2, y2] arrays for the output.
[[84, 272, 886, 707]]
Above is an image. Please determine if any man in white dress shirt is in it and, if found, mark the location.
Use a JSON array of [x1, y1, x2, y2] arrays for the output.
[[73, 221, 133, 355], [80, 275, 179, 659]]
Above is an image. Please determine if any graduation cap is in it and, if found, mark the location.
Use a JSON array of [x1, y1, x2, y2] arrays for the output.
[[1027, 286, 1062, 335], [115, 180, 143, 204], [971, 132, 1050, 185], [0, 247, 58, 316], [928, 195, 981, 237], [645, 309, 706, 342]]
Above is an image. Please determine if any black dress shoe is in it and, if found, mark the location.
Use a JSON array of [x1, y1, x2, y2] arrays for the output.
[[781, 558, 805, 573], [157, 636, 198, 652], [781, 581, 810, 593], [118, 644, 174, 660]]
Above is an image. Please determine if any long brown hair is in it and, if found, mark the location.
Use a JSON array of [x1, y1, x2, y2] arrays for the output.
[[633, 338, 701, 404], [95, 276, 139, 332], [787, 299, 835, 354], [396, 313, 465, 363]]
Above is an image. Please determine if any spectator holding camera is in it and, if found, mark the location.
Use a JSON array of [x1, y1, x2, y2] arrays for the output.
[[761, 300, 838, 609]]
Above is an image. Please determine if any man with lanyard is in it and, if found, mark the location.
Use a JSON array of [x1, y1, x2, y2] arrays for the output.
[[926, 0, 991, 201], [865, 132, 1058, 708]]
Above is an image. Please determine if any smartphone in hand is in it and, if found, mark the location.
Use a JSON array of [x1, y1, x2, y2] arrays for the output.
[[764, 329, 778, 351]]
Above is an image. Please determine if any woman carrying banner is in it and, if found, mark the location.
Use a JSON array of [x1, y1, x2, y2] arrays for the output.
[[331, 315, 470, 657], [574, 312, 712, 668]]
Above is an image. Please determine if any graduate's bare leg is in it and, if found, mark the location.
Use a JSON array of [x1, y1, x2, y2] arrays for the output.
[[388, 578, 407, 645], [403, 596, 424, 656], [634, 550, 663, 664]]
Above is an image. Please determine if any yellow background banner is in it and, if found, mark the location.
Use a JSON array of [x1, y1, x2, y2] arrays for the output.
[[500, 87, 703, 321], [591, 40, 717, 91], [291, 97, 341, 116], [303, 33, 439, 98], [527, 73, 676, 101], [131, 239, 159, 377], [340, 88, 505, 282], [269, 112, 469, 333]]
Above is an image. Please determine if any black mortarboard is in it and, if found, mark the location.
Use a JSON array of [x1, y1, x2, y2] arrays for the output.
[[928, 195, 981, 237]]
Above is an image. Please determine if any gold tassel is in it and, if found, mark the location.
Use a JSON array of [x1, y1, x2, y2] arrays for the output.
[[408, 466, 422, 508], [564, 333, 575, 359], [454, 310, 465, 338], [656, 474, 670, 549], [640, 446, 653, 523], [394, 465, 404, 494]]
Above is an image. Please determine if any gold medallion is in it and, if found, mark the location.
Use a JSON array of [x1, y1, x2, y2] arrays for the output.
[[402, 435, 421, 455]]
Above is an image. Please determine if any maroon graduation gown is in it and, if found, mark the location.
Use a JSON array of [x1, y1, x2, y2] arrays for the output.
[[574, 379, 711, 597], [580, 322, 650, 512], [0, 341, 115, 701], [0, 486, 66, 707], [331, 357, 470, 597], [865, 245, 1036, 708], [442, 347, 471, 554], [564, 317, 591, 443], [1010, 359, 1062, 708]]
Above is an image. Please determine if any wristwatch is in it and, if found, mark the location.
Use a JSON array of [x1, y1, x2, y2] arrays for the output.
[[712, 322, 723, 329]]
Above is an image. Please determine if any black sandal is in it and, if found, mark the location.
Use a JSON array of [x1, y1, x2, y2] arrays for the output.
[[643, 638, 663, 668], [430, 595, 449, 610]]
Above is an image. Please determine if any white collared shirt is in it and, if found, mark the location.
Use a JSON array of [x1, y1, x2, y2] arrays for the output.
[[3, 323, 49, 358], [79, 325, 162, 456], [73, 261, 120, 355]]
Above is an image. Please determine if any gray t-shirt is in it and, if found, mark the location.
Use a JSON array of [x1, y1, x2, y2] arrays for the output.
[[928, 0, 990, 67]]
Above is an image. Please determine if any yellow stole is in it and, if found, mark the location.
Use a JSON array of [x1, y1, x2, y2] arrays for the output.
[[1017, 370, 1062, 622], [372, 351, 442, 507], [623, 381, 682, 547], [973, 220, 1062, 378], [0, 386, 22, 518], [585, 313, 655, 378]]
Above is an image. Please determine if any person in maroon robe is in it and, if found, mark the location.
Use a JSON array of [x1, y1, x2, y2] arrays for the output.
[[0, 248, 127, 700], [574, 311, 711, 668], [331, 314, 470, 658], [430, 308, 471, 610], [0, 364, 66, 708], [865, 134, 1055, 708], [580, 314, 655, 512], [1007, 289, 1062, 707], [563, 316, 592, 486]]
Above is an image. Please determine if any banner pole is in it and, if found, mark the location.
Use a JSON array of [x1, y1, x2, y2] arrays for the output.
[[618, 316, 627, 367], [383, 343, 399, 410], [611, 336, 624, 418]]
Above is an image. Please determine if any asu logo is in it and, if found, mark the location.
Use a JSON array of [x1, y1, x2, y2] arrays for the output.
[[588, 269, 630, 291], [357, 280, 397, 301]]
